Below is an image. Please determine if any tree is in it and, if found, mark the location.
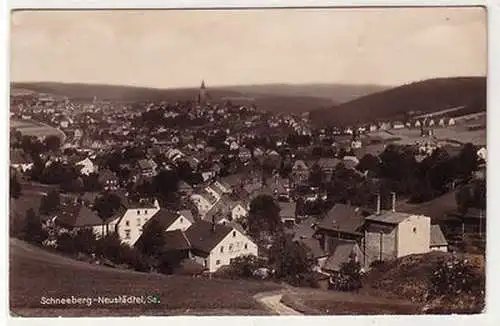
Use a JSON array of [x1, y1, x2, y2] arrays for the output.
[[308, 164, 325, 187], [268, 233, 312, 285], [21, 208, 46, 245], [248, 195, 282, 241], [455, 143, 479, 179], [227, 254, 265, 278], [94, 193, 122, 220], [330, 256, 362, 292], [136, 218, 166, 258], [455, 185, 474, 215], [39, 190, 61, 216], [356, 154, 381, 176], [43, 135, 62, 152], [10, 174, 22, 199]]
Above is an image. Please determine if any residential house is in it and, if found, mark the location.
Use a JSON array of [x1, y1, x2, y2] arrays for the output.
[[238, 147, 252, 161], [185, 220, 259, 273], [102, 198, 161, 246], [430, 224, 449, 252], [231, 201, 249, 221], [477, 147, 487, 163], [320, 238, 365, 274], [76, 157, 98, 176], [55, 201, 104, 233], [279, 202, 296, 224], [363, 197, 435, 267], [10, 149, 33, 173], [145, 208, 194, 232], [292, 160, 309, 182], [178, 180, 194, 196], [190, 190, 219, 217], [137, 159, 157, 177], [98, 168, 119, 191], [315, 204, 366, 248], [393, 121, 405, 129]]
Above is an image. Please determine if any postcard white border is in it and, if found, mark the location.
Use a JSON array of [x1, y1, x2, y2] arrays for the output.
[[1, 1, 499, 326]]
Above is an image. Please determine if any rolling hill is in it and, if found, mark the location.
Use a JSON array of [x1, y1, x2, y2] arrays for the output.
[[309, 77, 487, 127], [11, 82, 341, 114], [11, 82, 389, 114]]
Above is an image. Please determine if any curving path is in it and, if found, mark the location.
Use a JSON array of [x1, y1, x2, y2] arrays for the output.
[[254, 292, 303, 316]]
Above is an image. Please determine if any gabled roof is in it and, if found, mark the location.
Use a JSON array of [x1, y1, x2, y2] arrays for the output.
[[57, 203, 103, 227], [322, 239, 361, 272], [297, 238, 327, 259], [162, 230, 191, 252], [185, 220, 234, 256], [317, 204, 365, 235], [430, 224, 448, 247], [137, 159, 153, 170], [146, 208, 181, 230], [178, 210, 195, 224], [292, 217, 320, 241]]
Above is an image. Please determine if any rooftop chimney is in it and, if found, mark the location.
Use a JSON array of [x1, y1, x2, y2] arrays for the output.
[[391, 192, 396, 212], [376, 194, 381, 215]]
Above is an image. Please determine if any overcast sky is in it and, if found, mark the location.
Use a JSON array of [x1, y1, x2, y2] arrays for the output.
[[10, 7, 486, 88]]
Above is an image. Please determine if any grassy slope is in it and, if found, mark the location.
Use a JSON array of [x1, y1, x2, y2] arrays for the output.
[[281, 288, 420, 315], [9, 239, 281, 316], [310, 77, 487, 127], [363, 251, 485, 313]]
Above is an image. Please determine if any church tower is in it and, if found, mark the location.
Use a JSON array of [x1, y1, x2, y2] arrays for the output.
[[197, 80, 210, 105]]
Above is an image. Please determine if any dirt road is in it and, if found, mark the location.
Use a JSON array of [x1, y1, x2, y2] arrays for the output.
[[254, 292, 303, 316]]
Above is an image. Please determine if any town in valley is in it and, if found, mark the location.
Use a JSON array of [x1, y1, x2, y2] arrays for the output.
[[9, 8, 487, 317]]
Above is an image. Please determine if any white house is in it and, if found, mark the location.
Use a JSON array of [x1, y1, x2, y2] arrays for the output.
[[185, 221, 258, 273], [231, 202, 249, 221], [75, 157, 98, 176], [477, 146, 487, 163], [362, 195, 443, 267], [190, 192, 219, 217], [448, 118, 456, 126], [100, 199, 160, 246]]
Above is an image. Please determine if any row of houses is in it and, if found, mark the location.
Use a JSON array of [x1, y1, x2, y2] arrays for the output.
[[47, 196, 258, 273], [289, 194, 449, 276]]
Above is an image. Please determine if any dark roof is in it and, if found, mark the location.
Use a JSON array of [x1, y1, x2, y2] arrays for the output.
[[317, 204, 365, 235], [185, 220, 233, 255], [430, 224, 448, 247], [145, 208, 180, 230], [292, 217, 320, 241], [322, 239, 361, 272], [179, 210, 195, 223], [279, 202, 296, 218], [297, 238, 327, 259], [137, 159, 153, 170], [162, 230, 191, 252], [57, 203, 103, 227]]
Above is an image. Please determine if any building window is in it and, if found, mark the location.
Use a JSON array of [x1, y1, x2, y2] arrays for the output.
[[229, 244, 233, 252], [220, 246, 224, 253], [232, 231, 236, 237], [413, 227, 417, 233], [137, 218, 141, 226], [244, 243, 248, 250], [216, 260, 221, 265], [125, 220, 130, 226], [203, 259, 207, 267], [137, 210, 140, 215], [145, 210, 148, 214], [125, 229, 131, 239], [180, 218, 183, 223]]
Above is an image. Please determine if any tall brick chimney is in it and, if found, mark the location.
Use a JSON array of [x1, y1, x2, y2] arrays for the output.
[[391, 192, 396, 212], [376, 194, 381, 215]]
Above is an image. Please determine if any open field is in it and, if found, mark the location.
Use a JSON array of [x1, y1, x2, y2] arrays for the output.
[[10, 119, 66, 142], [280, 287, 421, 315], [367, 124, 486, 147], [9, 239, 281, 316]]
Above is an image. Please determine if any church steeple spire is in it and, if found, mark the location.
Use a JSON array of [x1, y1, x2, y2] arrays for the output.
[[197, 79, 209, 105]]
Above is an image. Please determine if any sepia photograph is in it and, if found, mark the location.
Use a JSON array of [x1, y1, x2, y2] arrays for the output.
[[8, 6, 487, 317]]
